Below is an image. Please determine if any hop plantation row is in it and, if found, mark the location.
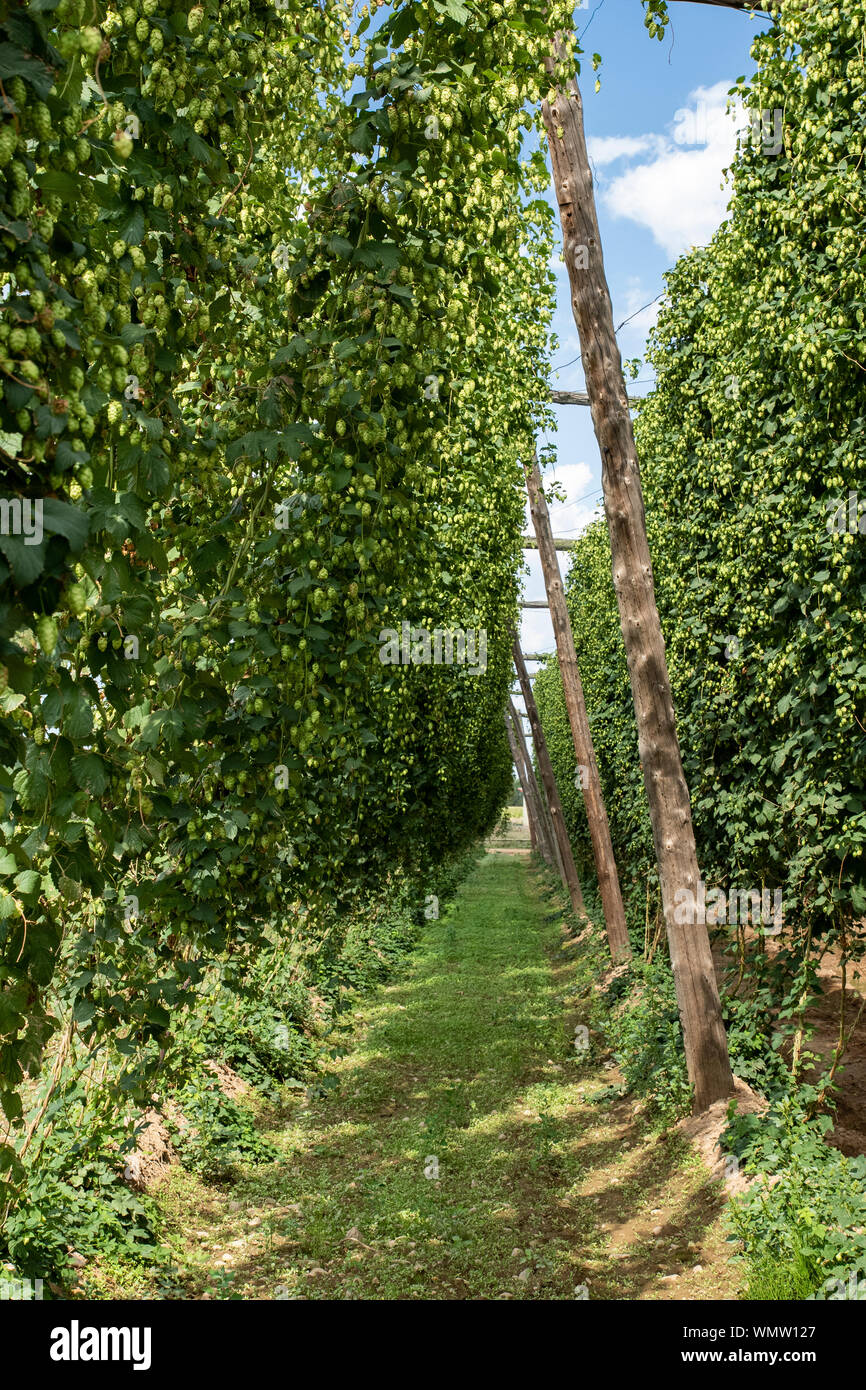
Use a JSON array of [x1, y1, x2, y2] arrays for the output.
[[0, 0, 578, 1280], [535, 0, 866, 1298], [2, 0, 865, 1306]]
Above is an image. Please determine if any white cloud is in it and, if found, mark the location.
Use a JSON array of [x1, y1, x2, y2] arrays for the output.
[[670, 81, 742, 148], [587, 134, 662, 166], [597, 82, 748, 260]]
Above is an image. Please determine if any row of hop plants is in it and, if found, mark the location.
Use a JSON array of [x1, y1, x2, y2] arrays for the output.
[[534, 0, 866, 1300], [0, 0, 570, 1249], [4, 852, 477, 1291]]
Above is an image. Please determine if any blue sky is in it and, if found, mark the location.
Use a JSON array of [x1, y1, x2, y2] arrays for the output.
[[520, 0, 773, 660]]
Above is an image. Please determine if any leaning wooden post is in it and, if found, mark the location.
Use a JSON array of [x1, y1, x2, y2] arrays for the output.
[[511, 700, 567, 884], [510, 698, 559, 870], [500, 711, 542, 861], [540, 38, 733, 1110], [526, 459, 631, 962], [513, 639, 586, 919], [511, 682, 571, 898], [504, 708, 545, 862], [526, 790, 539, 853], [507, 698, 555, 868], [510, 681, 563, 872]]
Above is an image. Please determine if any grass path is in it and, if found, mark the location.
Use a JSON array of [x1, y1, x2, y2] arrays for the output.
[[153, 855, 741, 1301]]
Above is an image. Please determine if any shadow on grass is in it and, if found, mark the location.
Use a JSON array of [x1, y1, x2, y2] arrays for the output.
[[164, 857, 732, 1302]]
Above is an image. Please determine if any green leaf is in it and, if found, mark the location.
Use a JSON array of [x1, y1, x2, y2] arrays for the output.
[[0, 42, 54, 99], [70, 753, 109, 795], [73, 997, 95, 1026], [0, 431, 23, 458], [388, 3, 420, 47], [62, 687, 93, 740], [120, 322, 150, 347], [0, 892, 19, 921], [0, 532, 45, 586], [117, 205, 146, 246], [354, 241, 401, 272], [42, 498, 89, 549], [35, 170, 80, 199], [433, 0, 471, 21], [349, 119, 376, 155]]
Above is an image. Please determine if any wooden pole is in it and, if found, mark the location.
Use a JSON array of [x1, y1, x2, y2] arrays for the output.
[[526, 460, 631, 962], [526, 797, 538, 852], [506, 707, 543, 860], [540, 41, 733, 1110], [508, 698, 558, 871], [511, 697, 566, 886], [504, 707, 545, 862], [506, 705, 541, 860], [513, 638, 586, 919], [517, 707, 564, 882]]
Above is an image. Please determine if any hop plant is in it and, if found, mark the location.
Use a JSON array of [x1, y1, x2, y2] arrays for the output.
[[112, 129, 134, 159], [66, 583, 87, 618], [36, 615, 58, 656], [31, 103, 52, 141], [79, 26, 103, 57], [0, 127, 18, 166]]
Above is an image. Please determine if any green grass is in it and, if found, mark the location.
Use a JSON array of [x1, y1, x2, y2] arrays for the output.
[[744, 1255, 817, 1302], [124, 854, 741, 1301]]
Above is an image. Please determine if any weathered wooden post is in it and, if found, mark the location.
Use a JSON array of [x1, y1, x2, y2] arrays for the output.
[[508, 698, 558, 868], [513, 639, 586, 919], [526, 459, 631, 962], [504, 706, 547, 863], [539, 35, 733, 1109]]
